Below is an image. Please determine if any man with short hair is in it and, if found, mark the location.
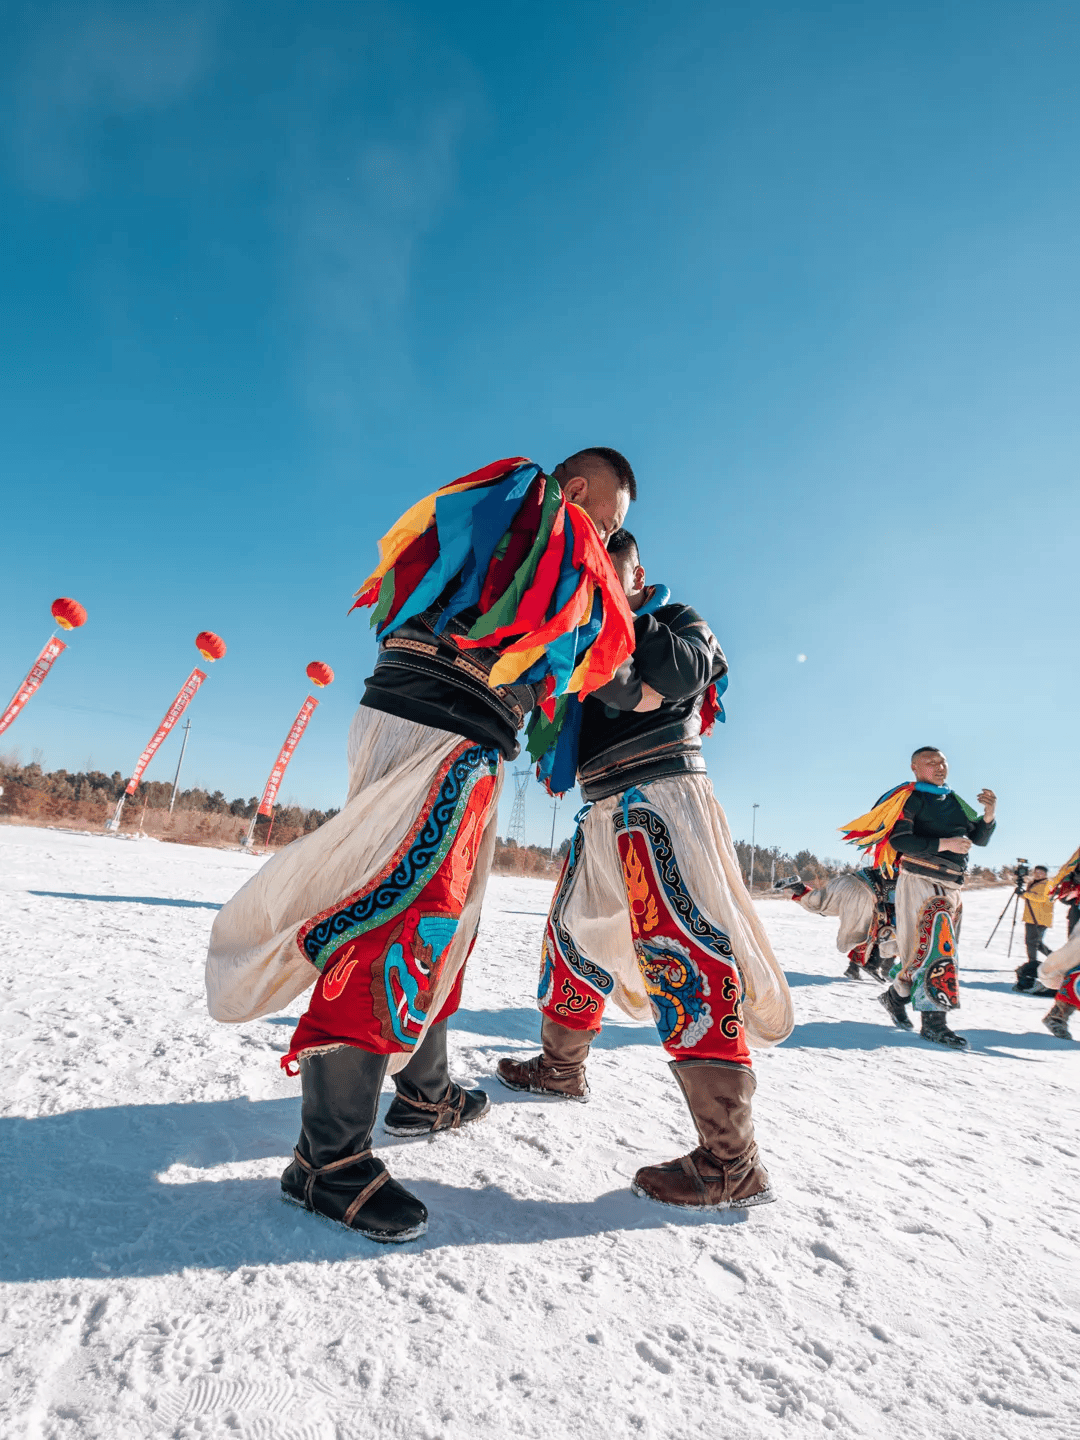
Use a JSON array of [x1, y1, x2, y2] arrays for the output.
[[496, 529, 794, 1212], [205, 450, 638, 1242], [862, 747, 996, 1050], [1013, 865, 1054, 993], [846, 754, 996, 1048]]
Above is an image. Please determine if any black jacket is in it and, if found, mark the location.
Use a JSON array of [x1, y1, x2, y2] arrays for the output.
[[577, 599, 727, 801], [360, 608, 544, 759], [891, 789, 996, 883]]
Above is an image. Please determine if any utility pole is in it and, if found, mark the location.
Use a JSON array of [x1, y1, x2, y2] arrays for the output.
[[749, 802, 760, 892], [549, 796, 559, 861], [169, 719, 191, 815]]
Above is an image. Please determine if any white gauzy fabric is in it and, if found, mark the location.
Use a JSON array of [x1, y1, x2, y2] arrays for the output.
[[797, 873, 877, 954], [1039, 930, 1080, 993], [894, 869, 962, 987], [561, 774, 794, 1048], [204, 708, 503, 1075]]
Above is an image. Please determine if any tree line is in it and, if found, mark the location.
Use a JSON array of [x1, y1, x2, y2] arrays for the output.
[[0, 753, 1003, 881], [0, 756, 339, 839]]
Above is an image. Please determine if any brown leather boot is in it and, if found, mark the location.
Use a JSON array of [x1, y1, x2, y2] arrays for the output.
[[495, 1016, 593, 1101], [1042, 1000, 1074, 1040], [632, 1059, 774, 1210]]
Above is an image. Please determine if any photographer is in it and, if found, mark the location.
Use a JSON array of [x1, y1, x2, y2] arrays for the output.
[[1013, 864, 1054, 993]]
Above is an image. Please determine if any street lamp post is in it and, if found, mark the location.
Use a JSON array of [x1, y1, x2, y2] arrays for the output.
[[749, 803, 760, 892]]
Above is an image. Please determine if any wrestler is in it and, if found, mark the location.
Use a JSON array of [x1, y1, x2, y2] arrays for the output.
[[205, 450, 638, 1241], [783, 868, 897, 981], [1049, 845, 1080, 939], [1037, 845, 1080, 1038], [1037, 933, 1080, 1039], [496, 529, 794, 1211], [844, 747, 996, 1050]]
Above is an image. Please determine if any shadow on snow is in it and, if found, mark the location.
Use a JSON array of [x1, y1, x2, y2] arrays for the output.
[[785, 1018, 1068, 1057], [28, 890, 223, 911], [0, 1095, 745, 1282], [255, 1011, 656, 1050]]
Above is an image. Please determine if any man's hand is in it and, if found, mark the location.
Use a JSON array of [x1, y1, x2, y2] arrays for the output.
[[977, 787, 997, 822], [634, 682, 664, 713], [939, 836, 972, 855]]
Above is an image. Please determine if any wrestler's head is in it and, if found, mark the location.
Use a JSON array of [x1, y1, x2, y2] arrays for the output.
[[551, 447, 635, 543], [607, 528, 648, 611], [911, 747, 948, 785]]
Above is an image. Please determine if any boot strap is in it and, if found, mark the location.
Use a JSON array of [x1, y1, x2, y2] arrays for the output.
[[291, 1146, 390, 1219], [531, 1054, 584, 1081], [679, 1154, 709, 1204], [399, 1083, 467, 1131], [681, 1144, 759, 1201]]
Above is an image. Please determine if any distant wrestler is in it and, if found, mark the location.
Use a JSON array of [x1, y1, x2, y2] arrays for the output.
[[496, 529, 794, 1211], [1037, 932, 1080, 1040], [1037, 846, 1080, 1039], [1049, 844, 1080, 939], [843, 747, 996, 1050], [783, 868, 897, 981]]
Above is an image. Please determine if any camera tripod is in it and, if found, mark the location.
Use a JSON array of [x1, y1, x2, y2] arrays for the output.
[[984, 872, 1028, 958]]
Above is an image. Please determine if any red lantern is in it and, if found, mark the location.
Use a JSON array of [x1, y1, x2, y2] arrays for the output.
[[306, 661, 335, 688], [195, 631, 227, 662], [51, 597, 87, 632]]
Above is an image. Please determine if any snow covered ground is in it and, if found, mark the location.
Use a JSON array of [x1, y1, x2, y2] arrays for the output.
[[1, 823, 1077, 1440]]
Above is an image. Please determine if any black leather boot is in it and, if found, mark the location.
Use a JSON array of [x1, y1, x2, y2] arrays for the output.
[[878, 984, 914, 1031], [1013, 961, 1038, 992], [919, 1010, 968, 1050], [281, 1046, 428, 1242], [383, 1021, 490, 1137]]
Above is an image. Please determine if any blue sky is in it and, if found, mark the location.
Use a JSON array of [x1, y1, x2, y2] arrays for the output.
[[2, 0, 1078, 868]]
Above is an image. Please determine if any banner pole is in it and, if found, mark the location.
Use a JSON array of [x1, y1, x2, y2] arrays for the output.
[[0, 634, 69, 739], [106, 668, 208, 834], [250, 695, 319, 828], [241, 665, 332, 851]]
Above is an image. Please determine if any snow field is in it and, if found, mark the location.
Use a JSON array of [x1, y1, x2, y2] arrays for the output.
[[1, 824, 1078, 1440]]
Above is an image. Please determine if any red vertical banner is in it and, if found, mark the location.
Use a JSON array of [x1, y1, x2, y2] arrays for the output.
[[0, 637, 67, 737], [258, 696, 318, 815], [126, 668, 207, 794]]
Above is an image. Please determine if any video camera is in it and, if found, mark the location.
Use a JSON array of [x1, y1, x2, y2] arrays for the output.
[[1012, 858, 1030, 891]]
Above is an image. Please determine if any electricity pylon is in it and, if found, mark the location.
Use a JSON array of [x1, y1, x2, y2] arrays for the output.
[[508, 768, 529, 846]]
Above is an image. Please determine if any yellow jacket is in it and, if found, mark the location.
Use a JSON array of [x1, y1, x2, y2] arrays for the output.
[[1023, 878, 1054, 928]]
